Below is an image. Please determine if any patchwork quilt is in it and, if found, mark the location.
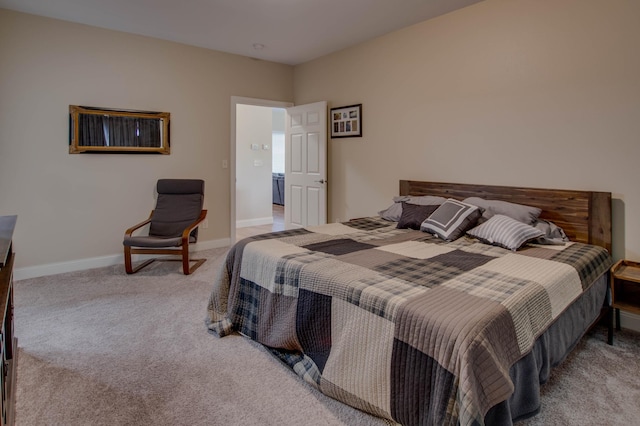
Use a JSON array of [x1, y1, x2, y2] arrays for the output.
[[206, 217, 611, 426]]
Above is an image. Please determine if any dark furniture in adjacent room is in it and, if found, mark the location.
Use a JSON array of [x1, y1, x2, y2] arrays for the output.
[[0, 215, 17, 426], [123, 179, 207, 275], [272, 173, 285, 205]]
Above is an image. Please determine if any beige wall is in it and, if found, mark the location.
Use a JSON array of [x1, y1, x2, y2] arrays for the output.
[[294, 0, 640, 261], [3, 0, 639, 272], [0, 9, 293, 269]]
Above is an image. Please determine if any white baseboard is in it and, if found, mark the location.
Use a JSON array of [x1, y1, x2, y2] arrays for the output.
[[620, 311, 640, 333], [13, 238, 231, 281], [236, 217, 273, 228]]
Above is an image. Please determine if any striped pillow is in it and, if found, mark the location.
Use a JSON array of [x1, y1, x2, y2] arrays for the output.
[[467, 214, 544, 251]]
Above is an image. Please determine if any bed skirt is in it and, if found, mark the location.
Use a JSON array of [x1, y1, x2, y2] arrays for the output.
[[483, 272, 608, 424]]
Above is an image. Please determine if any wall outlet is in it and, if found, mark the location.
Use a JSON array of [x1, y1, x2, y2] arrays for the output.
[[202, 219, 209, 229]]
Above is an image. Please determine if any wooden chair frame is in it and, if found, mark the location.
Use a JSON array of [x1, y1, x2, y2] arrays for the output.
[[124, 209, 208, 275]]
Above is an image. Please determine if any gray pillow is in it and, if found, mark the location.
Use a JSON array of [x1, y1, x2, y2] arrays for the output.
[[378, 195, 447, 221], [531, 219, 569, 245], [467, 214, 545, 251], [463, 197, 541, 225], [378, 203, 402, 221], [420, 199, 482, 241], [396, 202, 440, 230], [404, 195, 447, 206]]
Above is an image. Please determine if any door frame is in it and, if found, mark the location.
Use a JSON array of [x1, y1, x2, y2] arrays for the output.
[[230, 96, 293, 244]]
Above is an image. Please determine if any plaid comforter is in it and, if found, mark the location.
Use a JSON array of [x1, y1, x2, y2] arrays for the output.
[[207, 217, 611, 426]]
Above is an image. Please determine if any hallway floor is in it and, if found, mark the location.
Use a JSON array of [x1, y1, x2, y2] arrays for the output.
[[235, 204, 284, 240]]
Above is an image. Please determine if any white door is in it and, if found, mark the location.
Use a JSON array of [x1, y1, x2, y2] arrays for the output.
[[285, 101, 327, 229]]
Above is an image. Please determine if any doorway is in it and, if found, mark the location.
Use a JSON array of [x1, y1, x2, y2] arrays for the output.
[[230, 97, 292, 243]]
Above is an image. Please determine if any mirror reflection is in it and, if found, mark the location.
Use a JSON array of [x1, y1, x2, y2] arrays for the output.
[[69, 105, 170, 154]]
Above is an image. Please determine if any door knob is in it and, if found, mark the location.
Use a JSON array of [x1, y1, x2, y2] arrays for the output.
[[314, 179, 326, 184]]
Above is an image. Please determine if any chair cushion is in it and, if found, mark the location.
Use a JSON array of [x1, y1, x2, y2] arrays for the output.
[[149, 179, 205, 239], [157, 179, 204, 195], [149, 193, 203, 238], [123, 234, 196, 248]]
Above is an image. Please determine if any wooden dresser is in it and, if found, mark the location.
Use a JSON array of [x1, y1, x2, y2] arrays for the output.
[[0, 216, 16, 426]]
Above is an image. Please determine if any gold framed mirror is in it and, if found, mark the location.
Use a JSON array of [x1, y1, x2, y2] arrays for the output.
[[69, 105, 170, 154]]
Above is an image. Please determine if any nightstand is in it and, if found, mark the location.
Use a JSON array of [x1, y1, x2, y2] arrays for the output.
[[608, 260, 640, 344]]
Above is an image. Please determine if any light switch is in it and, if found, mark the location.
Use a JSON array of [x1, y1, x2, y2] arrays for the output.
[[251, 144, 259, 150], [262, 144, 270, 150]]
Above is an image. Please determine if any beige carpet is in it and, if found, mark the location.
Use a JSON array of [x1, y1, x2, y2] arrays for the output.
[[13, 248, 640, 425]]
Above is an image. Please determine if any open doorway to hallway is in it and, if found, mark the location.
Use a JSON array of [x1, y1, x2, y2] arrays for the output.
[[233, 101, 288, 241]]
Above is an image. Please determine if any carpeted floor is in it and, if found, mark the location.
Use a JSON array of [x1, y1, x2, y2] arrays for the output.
[[13, 248, 640, 425]]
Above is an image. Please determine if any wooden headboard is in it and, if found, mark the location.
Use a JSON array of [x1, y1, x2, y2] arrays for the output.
[[400, 180, 612, 252]]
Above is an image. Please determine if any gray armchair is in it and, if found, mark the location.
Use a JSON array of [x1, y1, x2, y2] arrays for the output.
[[123, 179, 207, 275]]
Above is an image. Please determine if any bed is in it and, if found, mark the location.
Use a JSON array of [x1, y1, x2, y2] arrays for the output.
[[207, 180, 612, 426]]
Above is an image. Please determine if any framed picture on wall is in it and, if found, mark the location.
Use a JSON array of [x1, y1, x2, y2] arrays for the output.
[[330, 104, 362, 138]]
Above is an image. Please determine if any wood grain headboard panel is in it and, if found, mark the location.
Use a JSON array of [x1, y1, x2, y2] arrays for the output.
[[399, 180, 612, 252]]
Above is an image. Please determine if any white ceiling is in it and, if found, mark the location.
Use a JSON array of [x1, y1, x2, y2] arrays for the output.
[[0, 0, 483, 65]]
